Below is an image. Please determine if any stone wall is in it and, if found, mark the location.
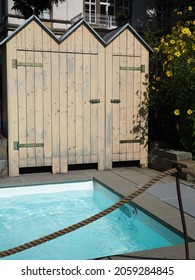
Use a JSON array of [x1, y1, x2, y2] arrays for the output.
[[148, 147, 195, 182]]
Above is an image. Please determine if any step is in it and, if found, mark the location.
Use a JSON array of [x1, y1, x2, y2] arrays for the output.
[[148, 149, 195, 182]]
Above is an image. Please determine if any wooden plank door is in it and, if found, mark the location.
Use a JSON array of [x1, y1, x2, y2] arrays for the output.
[[67, 53, 99, 166], [112, 55, 142, 162], [17, 50, 44, 168]]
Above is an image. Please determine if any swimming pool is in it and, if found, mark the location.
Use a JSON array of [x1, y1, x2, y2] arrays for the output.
[[0, 180, 184, 260]]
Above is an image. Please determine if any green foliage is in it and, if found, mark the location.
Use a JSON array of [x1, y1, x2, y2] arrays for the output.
[[148, 4, 195, 153], [12, 0, 66, 19]]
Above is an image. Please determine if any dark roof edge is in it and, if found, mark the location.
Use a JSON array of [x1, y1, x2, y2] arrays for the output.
[[104, 23, 153, 53], [59, 18, 106, 46], [0, 15, 59, 46], [0, 15, 153, 52]]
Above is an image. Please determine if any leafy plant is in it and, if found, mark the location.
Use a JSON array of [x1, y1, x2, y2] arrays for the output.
[[12, 0, 66, 19], [148, 4, 195, 153]]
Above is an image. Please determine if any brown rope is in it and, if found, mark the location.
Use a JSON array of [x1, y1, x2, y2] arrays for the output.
[[0, 168, 177, 258]]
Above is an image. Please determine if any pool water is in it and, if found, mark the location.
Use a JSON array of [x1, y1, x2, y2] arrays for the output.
[[0, 180, 184, 260]]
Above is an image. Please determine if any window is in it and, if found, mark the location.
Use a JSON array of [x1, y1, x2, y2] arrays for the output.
[[119, 0, 129, 14], [85, 0, 96, 23], [40, 9, 51, 20], [100, 0, 115, 16]]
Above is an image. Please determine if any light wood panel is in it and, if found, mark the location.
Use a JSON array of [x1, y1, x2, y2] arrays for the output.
[[5, 19, 149, 176]]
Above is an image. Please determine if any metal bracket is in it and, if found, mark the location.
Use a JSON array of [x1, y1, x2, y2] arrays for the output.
[[120, 65, 145, 73], [120, 138, 144, 144], [14, 141, 44, 150], [89, 99, 100, 104], [12, 59, 43, 69]]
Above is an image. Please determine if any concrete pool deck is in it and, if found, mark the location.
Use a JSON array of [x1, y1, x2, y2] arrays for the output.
[[0, 166, 195, 260]]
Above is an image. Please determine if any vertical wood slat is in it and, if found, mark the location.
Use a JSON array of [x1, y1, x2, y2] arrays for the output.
[[126, 30, 133, 160], [133, 37, 142, 158], [43, 51, 52, 166], [126, 56, 134, 160], [83, 54, 91, 163], [119, 55, 127, 161], [90, 54, 98, 163], [119, 31, 127, 161], [43, 30, 52, 166], [105, 44, 113, 169], [16, 24, 26, 50], [67, 29, 76, 165], [112, 55, 120, 161], [7, 37, 19, 176], [25, 22, 35, 166], [42, 31, 52, 166], [82, 26, 91, 163], [127, 31, 134, 56], [34, 23, 44, 166], [51, 41, 60, 173], [90, 34, 98, 162], [75, 53, 83, 164], [26, 51, 35, 167], [112, 36, 120, 55], [16, 26, 27, 167], [17, 50, 27, 167], [34, 51, 44, 166], [140, 47, 149, 167], [67, 53, 76, 164], [97, 43, 105, 170], [74, 25, 83, 164], [59, 52, 68, 173]]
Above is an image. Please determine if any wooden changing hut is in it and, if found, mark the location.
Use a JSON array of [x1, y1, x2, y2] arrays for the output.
[[0, 16, 152, 177]]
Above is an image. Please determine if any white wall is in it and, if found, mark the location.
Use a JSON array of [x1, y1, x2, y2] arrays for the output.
[[6, 0, 83, 30], [7, 0, 25, 26], [53, 0, 83, 20], [52, 0, 83, 29]]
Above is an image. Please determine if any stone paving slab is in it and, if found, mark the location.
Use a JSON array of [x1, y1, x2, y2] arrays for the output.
[[100, 242, 195, 260], [146, 181, 195, 218]]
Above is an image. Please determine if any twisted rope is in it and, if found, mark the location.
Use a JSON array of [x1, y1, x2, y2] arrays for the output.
[[0, 168, 177, 258]]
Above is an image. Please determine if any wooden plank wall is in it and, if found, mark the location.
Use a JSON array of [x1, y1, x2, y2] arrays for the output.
[[6, 20, 148, 176]]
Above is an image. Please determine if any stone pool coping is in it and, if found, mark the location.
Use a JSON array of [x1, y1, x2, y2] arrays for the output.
[[0, 167, 195, 260]]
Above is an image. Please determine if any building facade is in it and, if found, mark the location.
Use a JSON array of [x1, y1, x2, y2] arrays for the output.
[[0, 0, 177, 41], [0, 0, 133, 39]]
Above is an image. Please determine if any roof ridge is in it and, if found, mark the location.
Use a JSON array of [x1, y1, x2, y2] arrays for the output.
[[0, 15, 153, 52]]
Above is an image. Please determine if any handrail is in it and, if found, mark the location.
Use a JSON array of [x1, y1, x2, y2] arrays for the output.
[[71, 12, 117, 29]]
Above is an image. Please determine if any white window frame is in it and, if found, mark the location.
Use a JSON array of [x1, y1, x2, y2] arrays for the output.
[[119, 0, 129, 14], [100, 0, 115, 16], [85, 0, 96, 23]]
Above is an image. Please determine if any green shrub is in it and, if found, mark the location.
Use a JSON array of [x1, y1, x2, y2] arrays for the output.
[[149, 5, 195, 153]]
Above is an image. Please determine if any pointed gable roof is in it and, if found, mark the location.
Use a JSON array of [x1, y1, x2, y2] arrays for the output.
[[0, 15, 152, 52], [59, 18, 105, 45], [0, 15, 59, 45], [0, 15, 105, 46], [103, 23, 153, 52]]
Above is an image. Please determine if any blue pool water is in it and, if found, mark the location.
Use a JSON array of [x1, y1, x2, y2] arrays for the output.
[[0, 180, 184, 260]]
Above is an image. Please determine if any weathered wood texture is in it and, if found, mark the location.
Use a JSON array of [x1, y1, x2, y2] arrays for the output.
[[4, 19, 149, 176]]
